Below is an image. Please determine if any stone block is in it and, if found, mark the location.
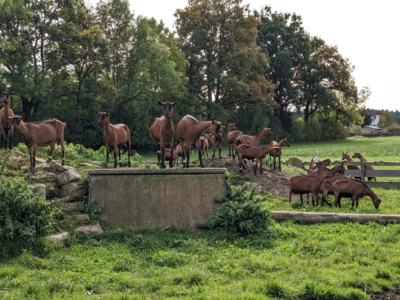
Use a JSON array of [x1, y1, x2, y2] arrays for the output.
[[89, 168, 226, 231]]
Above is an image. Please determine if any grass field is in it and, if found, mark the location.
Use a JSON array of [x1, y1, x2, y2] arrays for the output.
[[1, 136, 400, 299]]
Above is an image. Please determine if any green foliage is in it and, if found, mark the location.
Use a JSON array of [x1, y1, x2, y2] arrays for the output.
[[202, 182, 274, 236], [0, 176, 57, 260]]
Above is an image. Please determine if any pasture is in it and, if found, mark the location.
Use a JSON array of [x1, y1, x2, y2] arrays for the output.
[[1, 137, 400, 299]]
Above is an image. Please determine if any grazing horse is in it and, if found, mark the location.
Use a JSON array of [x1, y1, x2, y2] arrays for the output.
[[342, 152, 361, 180], [177, 115, 221, 168], [149, 101, 177, 168], [0, 90, 14, 149], [268, 138, 290, 170], [352, 152, 376, 181], [226, 123, 242, 159], [9, 116, 66, 169], [97, 112, 131, 168]]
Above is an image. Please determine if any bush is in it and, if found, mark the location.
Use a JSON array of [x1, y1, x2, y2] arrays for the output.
[[200, 182, 274, 236], [0, 175, 57, 260]]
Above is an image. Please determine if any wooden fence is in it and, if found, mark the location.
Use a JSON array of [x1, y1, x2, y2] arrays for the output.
[[303, 159, 400, 189]]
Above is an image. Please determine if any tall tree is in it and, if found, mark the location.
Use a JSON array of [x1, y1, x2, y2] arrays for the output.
[[175, 0, 275, 118], [255, 6, 307, 131]]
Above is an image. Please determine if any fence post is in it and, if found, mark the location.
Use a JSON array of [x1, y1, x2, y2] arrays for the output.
[[360, 157, 365, 183]]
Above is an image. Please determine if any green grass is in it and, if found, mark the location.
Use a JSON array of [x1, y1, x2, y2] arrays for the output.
[[2, 136, 400, 299]]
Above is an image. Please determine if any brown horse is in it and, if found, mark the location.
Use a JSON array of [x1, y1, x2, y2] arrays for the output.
[[97, 112, 131, 168], [235, 127, 273, 146], [268, 138, 290, 170], [211, 125, 225, 159], [197, 135, 209, 158], [0, 90, 14, 149], [342, 152, 361, 180], [352, 152, 376, 181], [226, 123, 242, 159], [176, 115, 221, 168], [9, 116, 66, 169], [150, 101, 176, 168]]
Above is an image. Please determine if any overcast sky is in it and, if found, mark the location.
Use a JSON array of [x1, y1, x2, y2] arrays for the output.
[[90, 0, 400, 111]]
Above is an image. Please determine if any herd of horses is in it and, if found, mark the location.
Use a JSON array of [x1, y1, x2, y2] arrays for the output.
[[289, 153, 382, 209], [0, 94, 383, 209]]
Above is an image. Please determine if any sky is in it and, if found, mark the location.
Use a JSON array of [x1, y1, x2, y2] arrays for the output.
[[89, 0, 400, 111]]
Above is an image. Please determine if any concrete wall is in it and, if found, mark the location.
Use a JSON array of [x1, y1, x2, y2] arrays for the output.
[[88, 168, 227, 231]]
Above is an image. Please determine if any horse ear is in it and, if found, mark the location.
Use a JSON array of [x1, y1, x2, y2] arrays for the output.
[[211, 118, 215, 123], [158, 101, 163, 106], [106, 112, 109, 117], [172, 102, 177, 106]]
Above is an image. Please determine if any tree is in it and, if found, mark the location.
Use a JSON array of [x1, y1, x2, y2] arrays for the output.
[[175, 0, 275, 120], [378, 111, 396, 129], [255, 6, 307, 132]]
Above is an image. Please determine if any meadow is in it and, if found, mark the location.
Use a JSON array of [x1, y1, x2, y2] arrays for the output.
[[1, 136, 400, 299]]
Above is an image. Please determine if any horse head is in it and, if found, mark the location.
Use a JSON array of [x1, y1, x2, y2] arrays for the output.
[[97, 112, 110, 126], [1, 90, 13, 104], [158, 101, 176, 118], [8, 115, 23, 130]]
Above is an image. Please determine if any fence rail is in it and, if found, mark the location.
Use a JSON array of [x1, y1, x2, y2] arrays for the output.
[[304, 159, 400, 189]]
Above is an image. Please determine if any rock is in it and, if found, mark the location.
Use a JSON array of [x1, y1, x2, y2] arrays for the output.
[[58, 169, 82, 186], [287, 156, 303, 168], [31, 171, 57, 181], [55, 163, 76, 173], [64, 214, 90, 221], [60, 202, 78, 212], [28, 183, 46, 199], [43, 182, 59, 198], [45, 231, 69, 242], [74, 223, 104, 235], [61, 182, 87, 201]]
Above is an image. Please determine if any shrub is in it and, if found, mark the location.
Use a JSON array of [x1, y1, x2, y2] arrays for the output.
[[200, 182, 274, 236], [0, 160, 57, 260]]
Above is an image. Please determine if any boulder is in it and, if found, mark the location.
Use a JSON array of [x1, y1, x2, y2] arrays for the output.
[[61, 182, 86, 201], [74, 223, 104, 235], [287, 156, 303, 168], [31, 171, 57, 181], [58, 169, 82, 186], [45, 231, 69, 242]]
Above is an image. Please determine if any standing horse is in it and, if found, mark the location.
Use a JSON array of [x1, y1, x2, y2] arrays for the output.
[[97, 112, 131, 168], [352, 152, 376, 181], [211, 126, 225, 159], [149, 101, 177, 168], [342, 152, 361, 180], [235, 127, 273, 146], [226, 123, 242, 159], [9, 116, 66, 169], [268, 138, 290, 170], [0, 90, 14, 149], [176, 115, 221, 168]]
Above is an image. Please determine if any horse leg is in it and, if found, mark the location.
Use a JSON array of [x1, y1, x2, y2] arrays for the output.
[[159, 141, 166, 169], [198, 140, 204, 168], [47, 143, 55, 162], [113, 145, 117, 168], [60, 139, 66, 166], [127, 140, 131, 167], [260, 159, 263, 174], [118, 147, 122, 167], [253, 160, 257, 175], [218, 146, 222, 159], [32, 145, 37, 169], [212, 146, 216, 158], [9, 129, 13, 150], [169, 142, 174, 168]]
